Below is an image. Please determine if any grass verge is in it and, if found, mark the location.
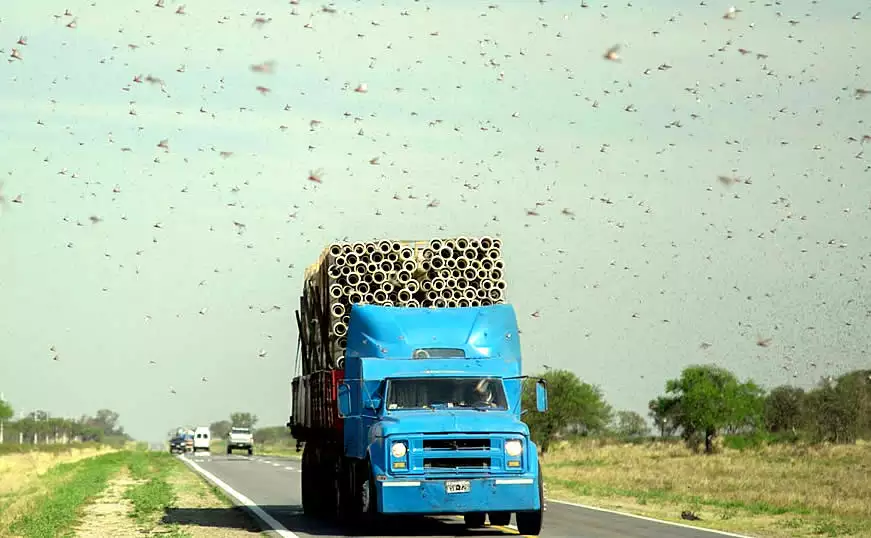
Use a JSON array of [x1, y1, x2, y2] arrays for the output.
[[5, 451, 129, 538], [541, 438, 871, 538], [3, 447, 261, 537], [124, 451, 176, 524]]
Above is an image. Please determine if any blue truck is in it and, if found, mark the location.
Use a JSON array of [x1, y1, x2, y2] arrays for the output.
[[288, 237, 548, 534]]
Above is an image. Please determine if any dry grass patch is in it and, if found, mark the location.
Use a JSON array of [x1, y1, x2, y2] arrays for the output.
[[0, 446, 114, 497], [0, 446, 117, 533], [542, 439, 871, 537], [73, 467, 145, 538]]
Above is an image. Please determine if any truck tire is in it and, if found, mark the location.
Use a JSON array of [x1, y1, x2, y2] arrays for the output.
[[343, 459, 376, 526], [227, 446, 232, 455], [515, 476, 544, 536], [488, 512, 511, 526], [302, 443, 336, 519], [248, 447, 253, 455], [464, 513, 486, 527], [301, 447, 317, 516]]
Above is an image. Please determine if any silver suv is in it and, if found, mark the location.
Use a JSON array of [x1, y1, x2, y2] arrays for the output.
[[227, 427, 254, 455]]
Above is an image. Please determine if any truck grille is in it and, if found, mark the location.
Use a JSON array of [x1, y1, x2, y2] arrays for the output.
[[423, 438, 490, 451], [401, 435, 515, 475], [424, 457, 490, 469]]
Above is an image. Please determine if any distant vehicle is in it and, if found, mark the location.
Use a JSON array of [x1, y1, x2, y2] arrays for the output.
[[169, 435, 185, 454], [227, 427, 254, 455], [193, 426, 211, 453], [169, 429, 194, 454]]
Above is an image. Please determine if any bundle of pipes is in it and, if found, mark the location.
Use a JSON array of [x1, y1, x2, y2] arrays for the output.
[[300, 237, 507, 368]]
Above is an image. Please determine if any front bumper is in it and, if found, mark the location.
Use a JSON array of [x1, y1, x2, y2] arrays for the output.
[[227, 441, 252, 448], [377, 475, 540, 515]]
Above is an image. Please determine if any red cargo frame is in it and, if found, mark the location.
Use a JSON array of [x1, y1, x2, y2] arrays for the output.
[[290, 369, 344, 442]]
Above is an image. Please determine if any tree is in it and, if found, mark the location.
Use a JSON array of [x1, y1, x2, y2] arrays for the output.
[[648, 396, 680, 437], [230, 412, 258, 429], [764, 385, 805, 434], [521, 369, 612, 453], [210, 420, 232, 439], [660, 365, 765, 454], [833, 369, 871, 439], [612, 410, 650, 438], [726, 379, 766, 433], [802, 371, 870, 444], [0, 398, 13, 443], [91, 409, 121, 436]]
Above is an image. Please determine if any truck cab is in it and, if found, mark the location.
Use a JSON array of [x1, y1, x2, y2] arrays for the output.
[[292, 303, 548, 534]]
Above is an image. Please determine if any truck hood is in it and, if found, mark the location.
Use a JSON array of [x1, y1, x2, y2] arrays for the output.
[[378, 410, 529, 437]]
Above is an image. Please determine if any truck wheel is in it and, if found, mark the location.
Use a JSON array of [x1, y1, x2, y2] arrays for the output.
[[227, 447, 232, 455], [464, 513, 486, 527], [361, 469, 377, 516], [336, 458, 354, 523], [344, 459, 376, 526], [515, 477, 544, 536], [301, 449, 317, 516], [248, 447, 253, 455], [488, 512, 511, 526]]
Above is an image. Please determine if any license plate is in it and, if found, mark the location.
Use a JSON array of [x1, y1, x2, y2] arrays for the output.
[[445, 480, 470, 494]]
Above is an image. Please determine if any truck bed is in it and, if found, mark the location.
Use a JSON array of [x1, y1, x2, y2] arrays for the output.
[[290, 369, 344, 441]]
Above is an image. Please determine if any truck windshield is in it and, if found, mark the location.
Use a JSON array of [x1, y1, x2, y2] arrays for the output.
[[386, 377, 507, 410]]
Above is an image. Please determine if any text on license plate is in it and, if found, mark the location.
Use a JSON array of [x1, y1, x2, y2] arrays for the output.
[[445, 480, 471, 494]]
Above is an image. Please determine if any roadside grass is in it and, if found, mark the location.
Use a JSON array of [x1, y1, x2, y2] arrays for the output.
[[4, 451, 129, 538], [0, 445, 116, 533], [2, 446, 260, 537], [124, 451, 177, 524], [542, 438, 871, 538]]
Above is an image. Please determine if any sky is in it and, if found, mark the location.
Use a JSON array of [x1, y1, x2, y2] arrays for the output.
[[0, 0, 869, 442]]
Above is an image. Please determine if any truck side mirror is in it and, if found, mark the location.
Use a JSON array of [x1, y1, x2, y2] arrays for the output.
[[364, 397, 382, 411], [535, 379, 548, 413], [337, 383, 351, 418]]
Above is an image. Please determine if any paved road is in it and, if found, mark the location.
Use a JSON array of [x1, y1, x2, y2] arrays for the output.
[[179, 453, 747, 538]]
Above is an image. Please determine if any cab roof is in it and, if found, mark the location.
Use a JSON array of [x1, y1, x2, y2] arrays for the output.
[[343, 304, 522, 380]]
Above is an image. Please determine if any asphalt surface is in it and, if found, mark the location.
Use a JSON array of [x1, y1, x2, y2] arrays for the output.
[[180, 452, 746, 538]]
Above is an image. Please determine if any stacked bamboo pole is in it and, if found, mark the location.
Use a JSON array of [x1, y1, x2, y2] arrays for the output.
[[297, 237, 507, 373]]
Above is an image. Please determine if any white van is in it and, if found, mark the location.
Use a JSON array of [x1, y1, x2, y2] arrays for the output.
[[192, 426, 211, 453]]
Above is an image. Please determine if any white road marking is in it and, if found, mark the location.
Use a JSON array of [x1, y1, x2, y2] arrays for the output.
[[284, 466, 294, 470], [272, 463, 281, 467], [178, 455, 300, 538], [547, 499, 754, 537]]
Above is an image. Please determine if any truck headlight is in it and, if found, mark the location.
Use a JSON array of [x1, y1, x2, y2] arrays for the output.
[[505, 439, 523, 457], [391, 442, 407, 459]]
